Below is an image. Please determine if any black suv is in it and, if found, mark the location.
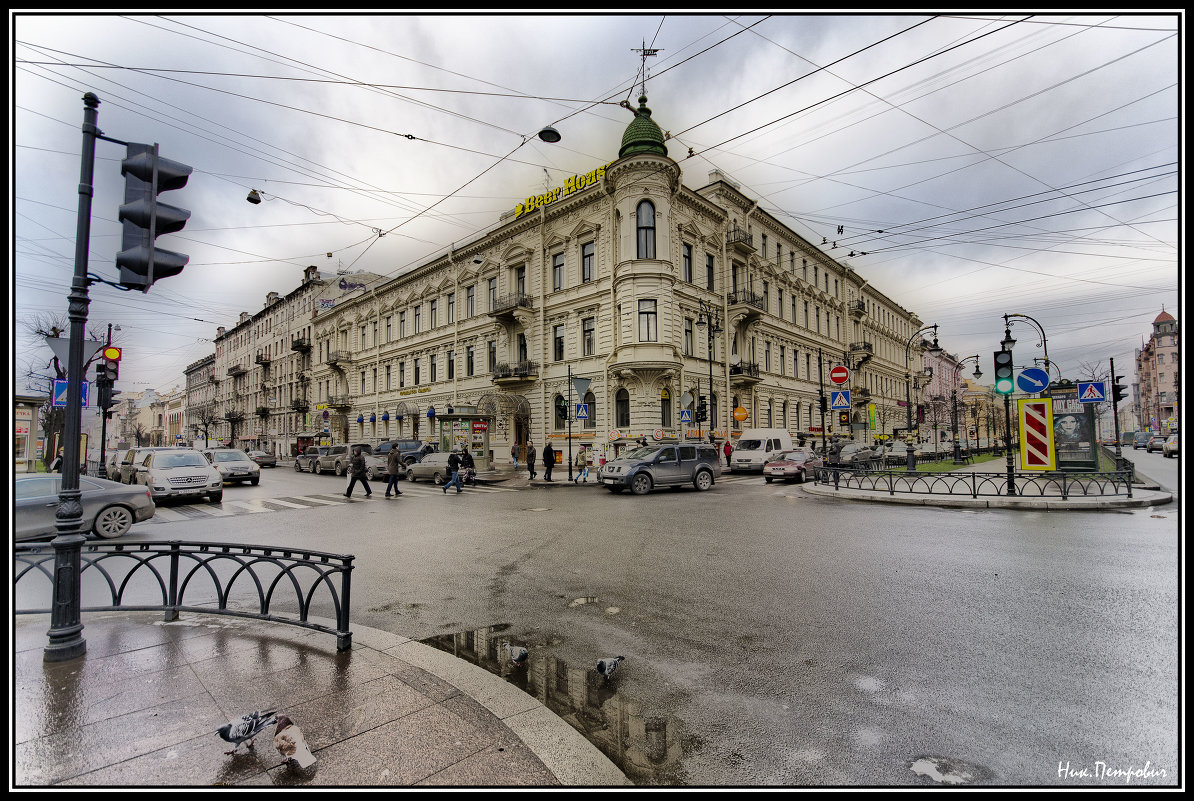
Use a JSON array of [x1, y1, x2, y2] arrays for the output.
[[372, 439, 426, 466], [598, 443, 723, 495]]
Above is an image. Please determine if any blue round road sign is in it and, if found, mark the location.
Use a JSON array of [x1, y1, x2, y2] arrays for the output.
[[1016, 367, 1051, 394]]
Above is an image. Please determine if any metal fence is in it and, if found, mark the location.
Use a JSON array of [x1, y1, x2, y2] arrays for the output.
[[14, 540, 354, 650], [813, 466, 1134, 499]]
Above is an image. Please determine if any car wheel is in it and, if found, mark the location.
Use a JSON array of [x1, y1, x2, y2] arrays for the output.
[[407, 471, 417, 482], [694, 470, 713, 491], [433, 472, 444, 485], [335, 462, 345, 476], [209, 491, 223, 504], [795, 470, 806, 484], [314, 462, 323, 475], [251, 477, 260, 486], [764, 476, 773, 484], [93, 505, 133, 539], [294, 461, 302, 472], [630, 473, 652, 495]]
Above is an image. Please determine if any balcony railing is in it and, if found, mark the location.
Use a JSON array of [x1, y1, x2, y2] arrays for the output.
[[850, 300, 867, 317], [326, 350, 352, 366], [290, 336, 311, 352], [255, 353, 271, 366], [328, 395, 353, 408], [729, 361, 760, 379], [726, 227, 754, 251], [224, 409, 244, 423], [849, 341, 874, 355], [290, 399, 309, 412], [227, 364, 246, 377], [493, 361, 539, 381], [488, 292, 534, 316], [726, 289, 765, 311], [256, 406, 271, 418]]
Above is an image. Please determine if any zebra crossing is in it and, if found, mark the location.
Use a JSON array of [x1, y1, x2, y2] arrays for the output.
[[144, 483, 516, 526]]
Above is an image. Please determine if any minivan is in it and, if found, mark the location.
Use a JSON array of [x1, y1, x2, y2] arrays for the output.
[[1132, 431, 1152, 450], [730, 428, 796, 471]]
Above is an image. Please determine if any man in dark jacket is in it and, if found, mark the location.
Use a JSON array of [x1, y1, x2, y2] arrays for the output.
[[443, 448, 464, 493], [525, 441, 536, 479], [344, 446, 372, 498], [543, 441, 555, 481], [385, 447, 404, 497]]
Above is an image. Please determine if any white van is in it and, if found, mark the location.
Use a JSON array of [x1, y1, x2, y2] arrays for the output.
[[730, 428, 796, 472]]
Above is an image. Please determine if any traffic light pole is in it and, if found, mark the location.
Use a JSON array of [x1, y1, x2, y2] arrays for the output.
[[818, 348, 827, 457], [45, 93, 105, 663], [1110, 357, 1123, 460]]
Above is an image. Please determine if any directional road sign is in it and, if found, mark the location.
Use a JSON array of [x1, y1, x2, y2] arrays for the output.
[[830, 390, 852, 410], [1077, 381, 1107, 403], [829, 365, 850, 385], [1016, 367, 1050, 394]]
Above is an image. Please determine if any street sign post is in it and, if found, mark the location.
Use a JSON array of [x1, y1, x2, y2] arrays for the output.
[[830, 390, 851, 409], [1077, 381, 1107, 403], [829, 365, 850, 385]]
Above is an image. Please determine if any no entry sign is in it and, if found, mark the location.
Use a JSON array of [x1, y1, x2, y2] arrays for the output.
[[829, 365, 850, 385]]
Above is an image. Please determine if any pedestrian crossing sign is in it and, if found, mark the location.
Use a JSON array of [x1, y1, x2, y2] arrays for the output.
[[575, 403, 589, 419], [830, 390, 851, 409], [679, 409, 692, 423], [1077, 381, 1106, 403]]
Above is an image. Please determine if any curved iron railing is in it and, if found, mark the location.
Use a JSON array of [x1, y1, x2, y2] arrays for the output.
[[14, 540, 354, 650], [812, 467, 1134, 499]]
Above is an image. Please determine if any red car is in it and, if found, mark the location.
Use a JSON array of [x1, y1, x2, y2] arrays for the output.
[[763, 448, 824, 484]]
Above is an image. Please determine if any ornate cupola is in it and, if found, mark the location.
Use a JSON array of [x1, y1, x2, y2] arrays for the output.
[[619, 95, 669, 159]]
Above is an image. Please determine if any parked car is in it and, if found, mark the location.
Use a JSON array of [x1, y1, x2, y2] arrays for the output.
[[829, 442, 878, 468], [1162, 434, 1178, 458], [116, 446, 175, 484], [1146, 435, 1165, 453], [730, 428, 796, 472], [105, 448, 132, 481], [294, 446, 331, 472], [1133, 431, 1152, 450], [246, 450, 277, 468], [372, 439, 427, 467], [365, 450, 409, 480], [598, 443, 722, 495], [406, 452, 454, 484], [313, 443, 372, 476], [762, 448, 823, 484], [882, 442, 924, 466], [15, 474, 156, 541], [201, 448, 262, 485], [134, 449, 224, 503]]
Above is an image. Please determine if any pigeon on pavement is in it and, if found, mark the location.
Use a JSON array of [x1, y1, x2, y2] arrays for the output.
[[597, 656, 624, 681], [504, 642, 528, 667], [274, 715, 318, 772], [217, 707, 278, 754]]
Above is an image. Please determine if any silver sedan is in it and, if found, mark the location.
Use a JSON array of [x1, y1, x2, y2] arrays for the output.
[[15, 474, 156, 541]]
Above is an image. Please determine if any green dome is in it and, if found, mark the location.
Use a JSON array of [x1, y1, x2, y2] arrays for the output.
[[619, 95, 668, 159]]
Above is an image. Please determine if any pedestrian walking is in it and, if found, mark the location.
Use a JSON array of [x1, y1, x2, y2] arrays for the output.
[[574, 445, 590, 483], [344, 447, 372, 498], [443, 448, 464, 493], [385, 446, 404, 497], [723, 440, 732, 467], [526, 441, 536, 479], [460, 449, 476, 486], [511, 442, 519, 470], [543, 442, 555, 481]]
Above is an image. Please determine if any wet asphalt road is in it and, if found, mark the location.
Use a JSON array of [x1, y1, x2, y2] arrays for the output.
[[96, 467, 1179, 786]]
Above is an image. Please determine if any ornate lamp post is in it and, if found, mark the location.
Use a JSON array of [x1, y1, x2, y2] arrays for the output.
[[950, 355, 982, 464], [695, 298, 723, 442], [904, 324, 942, 461], [1003, 313, 1052, 377]]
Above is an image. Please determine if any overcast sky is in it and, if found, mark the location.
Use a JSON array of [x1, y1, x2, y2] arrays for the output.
[[12, 12, 1181, 397]]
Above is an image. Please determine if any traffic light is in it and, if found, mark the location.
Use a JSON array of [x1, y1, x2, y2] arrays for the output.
[[820, 395, 828, 413], [555, 396, 568, 422], [993, 349, 1015, 395], [1112, 375, 1128, 403], [697, 397, 708, 422], [95, 362, 110, 383], [116, 142, 192, 292]]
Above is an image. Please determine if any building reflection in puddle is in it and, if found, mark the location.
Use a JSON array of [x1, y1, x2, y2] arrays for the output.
[[420, 624, 687, 784]]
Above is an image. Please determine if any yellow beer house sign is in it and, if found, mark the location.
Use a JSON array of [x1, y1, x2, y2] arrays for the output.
[[513, 160, 615, 219]]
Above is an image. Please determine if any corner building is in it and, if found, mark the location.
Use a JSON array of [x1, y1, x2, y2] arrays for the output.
[[312, 95, 924, 461]]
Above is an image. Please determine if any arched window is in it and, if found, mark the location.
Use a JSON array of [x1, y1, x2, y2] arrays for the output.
[[553, 394, 566, 430], [616, 389, 631, 428], [583, 391, 596, 429], [661, 387, 672, 428], [636, 200, 656, 259]]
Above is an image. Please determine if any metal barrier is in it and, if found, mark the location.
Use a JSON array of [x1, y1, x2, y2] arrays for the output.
[[813, 467, 1134, 499], [14, 540, 354, 650]]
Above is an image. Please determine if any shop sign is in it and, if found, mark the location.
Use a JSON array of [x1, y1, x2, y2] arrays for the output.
[[399, 387, 431, 396], [472, 421, 488, 432], [513, 161, 615, 219]]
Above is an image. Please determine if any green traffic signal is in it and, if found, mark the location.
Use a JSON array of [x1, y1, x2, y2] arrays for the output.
[[993, 349, 1014, 394]]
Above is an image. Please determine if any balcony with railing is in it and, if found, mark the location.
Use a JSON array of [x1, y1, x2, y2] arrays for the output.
[[328, 395, 353, 409], [290, 336, 311, 352], [729, 360, 761, 386], [492, 361, 539, 385], [726, 288, 765, 326], [326, 350, 352, 368], [290, 398, 310, 412], [849, 341, 874, 355], [256, 406, 272, 418], [255, 352, 271, 366], [224, 408, 244, 423], [850, 299, 867, 318], [227, 364, 246, 377], [726, 227, 755, 255], [488, 292, 534, 319]]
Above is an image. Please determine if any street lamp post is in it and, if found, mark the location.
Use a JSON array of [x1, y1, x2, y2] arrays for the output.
[[904, 324, 941, 467], [950, 355, 982, 464], [1000, 326, 1018, 496], [1003, 313, 1053, 378], [696, 299, 723, 443]]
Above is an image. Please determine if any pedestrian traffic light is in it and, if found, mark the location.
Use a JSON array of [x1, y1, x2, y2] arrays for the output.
[[116, 142, 192, 292], [993, 349, 1014, 394], [555, 396, 568, 421], [1112, 375, 1128, 403]]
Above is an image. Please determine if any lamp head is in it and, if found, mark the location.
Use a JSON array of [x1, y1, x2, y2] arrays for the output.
[[537, 125, 562, 143], [246, 189, 262, 205]]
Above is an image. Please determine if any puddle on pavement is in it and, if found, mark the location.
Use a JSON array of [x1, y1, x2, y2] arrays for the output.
[[420, 623, 689, 785]]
